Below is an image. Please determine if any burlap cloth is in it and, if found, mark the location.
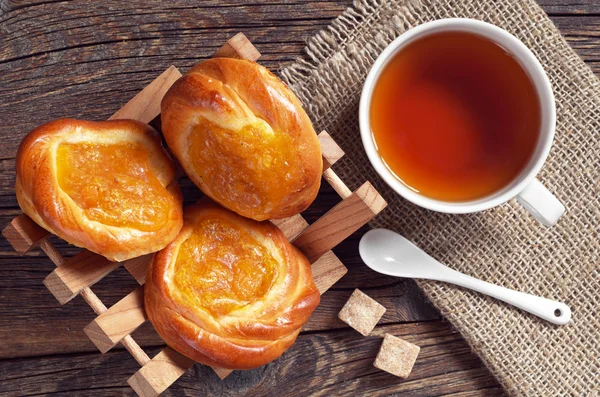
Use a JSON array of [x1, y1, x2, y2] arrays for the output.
[[280, 0, 600, 395]]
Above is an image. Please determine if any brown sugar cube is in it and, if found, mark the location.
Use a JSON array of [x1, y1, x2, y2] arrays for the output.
[[374, 334, 420, 379], [338, 289, 386, 336]]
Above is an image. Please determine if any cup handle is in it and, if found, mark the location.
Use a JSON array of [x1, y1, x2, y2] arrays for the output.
[[516, 178, 565, 226]]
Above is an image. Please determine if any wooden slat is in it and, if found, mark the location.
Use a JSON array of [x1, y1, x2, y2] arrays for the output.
[[310, 251, 348, 294], [128, 348, 195, 397], [108, 66, 182, 123], [43, 250, 122, 305], [293, 181, 387, 262], [1, 214, 49, 254], [212, 367, 234, 380], [84, 286, 147, 353], [124, 254, 152, 285], [318, 131, 345, 171], [120, 335, 151, 367], [213, 32, 261, 61], [323, 168, 352, 199], [39, 238, 66, 266], [317, 130, 351, 198], [271, 213, 309, 240]]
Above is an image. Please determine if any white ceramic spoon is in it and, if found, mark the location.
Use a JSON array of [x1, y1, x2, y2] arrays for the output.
[[359, 228, 571, 325]]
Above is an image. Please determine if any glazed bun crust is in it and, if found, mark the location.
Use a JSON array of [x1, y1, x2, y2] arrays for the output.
[[161, 58, 322, 221], [145, 201, 320, 369], [16, 118, 183, 262]]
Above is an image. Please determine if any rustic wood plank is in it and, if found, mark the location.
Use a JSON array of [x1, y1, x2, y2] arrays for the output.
[[0, 322, 503, 397], [0, 181, 340, 256], [0, 2, 349, 160], [551, 16, 600, 61], [108, 66, 182, 123], [0, 224, 395, 291], [0, 1, 598, 162], [305, 281, 439, 331], [538, 0, 600, 14]]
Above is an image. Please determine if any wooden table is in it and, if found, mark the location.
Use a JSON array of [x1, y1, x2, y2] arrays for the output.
[[0, 1, 596, 395]]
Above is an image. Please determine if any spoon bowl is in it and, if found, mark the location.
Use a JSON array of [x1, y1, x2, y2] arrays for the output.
[[359, 228, 449, 279]]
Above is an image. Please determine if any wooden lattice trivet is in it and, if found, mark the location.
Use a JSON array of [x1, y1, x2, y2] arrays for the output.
[[1, 33, 387, 397]]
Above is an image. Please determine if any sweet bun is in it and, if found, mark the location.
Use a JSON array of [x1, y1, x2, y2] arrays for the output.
[[16, 118, 183, 262], [161, 58, 322, 221], [145, 200, 320, 369]]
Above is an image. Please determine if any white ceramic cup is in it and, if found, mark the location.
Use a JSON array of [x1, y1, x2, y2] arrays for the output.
[[359, 18, 565, 226]]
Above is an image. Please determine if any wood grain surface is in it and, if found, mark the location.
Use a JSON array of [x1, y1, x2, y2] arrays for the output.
[[0, 1, 596, 395]]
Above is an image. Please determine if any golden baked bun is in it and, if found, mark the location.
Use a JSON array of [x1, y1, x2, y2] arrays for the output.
[[161, 58, 322, 221], [145, 200, 320, 369], [16, 118, 183, 262]]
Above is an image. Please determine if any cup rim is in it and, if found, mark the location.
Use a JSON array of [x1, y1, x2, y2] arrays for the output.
[[358, 18, 556, 214]]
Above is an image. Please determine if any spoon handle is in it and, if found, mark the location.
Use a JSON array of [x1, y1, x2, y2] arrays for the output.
[[438, 267, 571, 325]]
